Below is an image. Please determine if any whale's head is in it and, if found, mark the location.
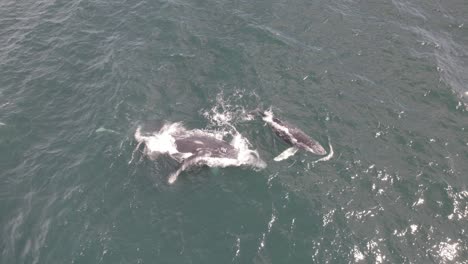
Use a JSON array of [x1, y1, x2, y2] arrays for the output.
[[308, 142, 327, 156]]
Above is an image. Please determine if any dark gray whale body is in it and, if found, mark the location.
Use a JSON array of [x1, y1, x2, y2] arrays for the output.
[[175, 135, 238, 159], [166, 135, 241, 184], [259, 110, 327, 161]]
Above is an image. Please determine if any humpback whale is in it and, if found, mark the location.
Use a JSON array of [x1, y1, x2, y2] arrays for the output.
[[135, 123, 264, 184], [259, 110, 327, 161]]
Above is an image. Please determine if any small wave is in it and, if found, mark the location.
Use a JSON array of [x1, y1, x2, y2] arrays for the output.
[[352, 246, 365, 262], [257, 207, 278, 253], [447, 186, 468, 220], [233, 237, 241, 260], [433, 239, 461, 263], [95, 127, 120, 134], [392, 0, 428, 21], [257, 209, 277, 253]]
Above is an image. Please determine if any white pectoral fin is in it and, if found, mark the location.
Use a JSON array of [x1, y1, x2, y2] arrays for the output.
[[167, 155, 201, 184], [168, 169, 181, 184], [168, 161, 190, 184], [274, 147, 299, 161]]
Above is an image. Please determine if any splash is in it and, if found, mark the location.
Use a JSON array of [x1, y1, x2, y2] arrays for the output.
[[233, 237, 241, 260], [202, 91, 258, 129], [434, 240, 460, 262]]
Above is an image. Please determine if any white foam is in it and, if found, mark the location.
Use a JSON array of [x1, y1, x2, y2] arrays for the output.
[[352, 246, 365, 261], [436, 241, 459, 262], [367, 240, 385, 264], [230, 132, 266, 169], [135, 124, 180, 157], [203, 92, 254, 127], [267, 172, 278, 188], [234, 237, 241, 258], [414, 198, 424, 206], [323, 209, 335, 226], [447, 187, 468, 220], [267, 211, 277, 233], [257, 210, 277, 253], [257, 233, 266, 252], [290, 218, 296, 232]]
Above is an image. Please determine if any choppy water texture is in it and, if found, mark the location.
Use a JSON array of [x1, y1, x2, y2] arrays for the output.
[[1, 0, 467, 263]]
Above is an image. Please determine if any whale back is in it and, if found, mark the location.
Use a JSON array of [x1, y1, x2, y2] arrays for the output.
[[271, 117, 326, 156], [289, 127, 326, 155], [175, 135, 238, 158]]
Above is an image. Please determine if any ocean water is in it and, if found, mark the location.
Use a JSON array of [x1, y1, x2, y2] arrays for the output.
[[1, 0, 467, 263]]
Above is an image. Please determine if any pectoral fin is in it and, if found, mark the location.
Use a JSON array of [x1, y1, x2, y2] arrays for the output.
[[167, 168, 183, 184], [274, 147, 299, 161], [168, 151, 208, 184]]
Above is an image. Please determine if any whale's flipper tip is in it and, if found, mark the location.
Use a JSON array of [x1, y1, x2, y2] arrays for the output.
[[168, 172, 179, 184], [273, 147, 299, 161], [167, 166, 184, 184]]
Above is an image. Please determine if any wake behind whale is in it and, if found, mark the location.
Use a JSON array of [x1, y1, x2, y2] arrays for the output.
[[134, 122, 266, 184]]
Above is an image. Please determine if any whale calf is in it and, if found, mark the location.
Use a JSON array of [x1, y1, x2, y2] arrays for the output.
[[135, 123, 264, 184], [259, 110, 326, 161]]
